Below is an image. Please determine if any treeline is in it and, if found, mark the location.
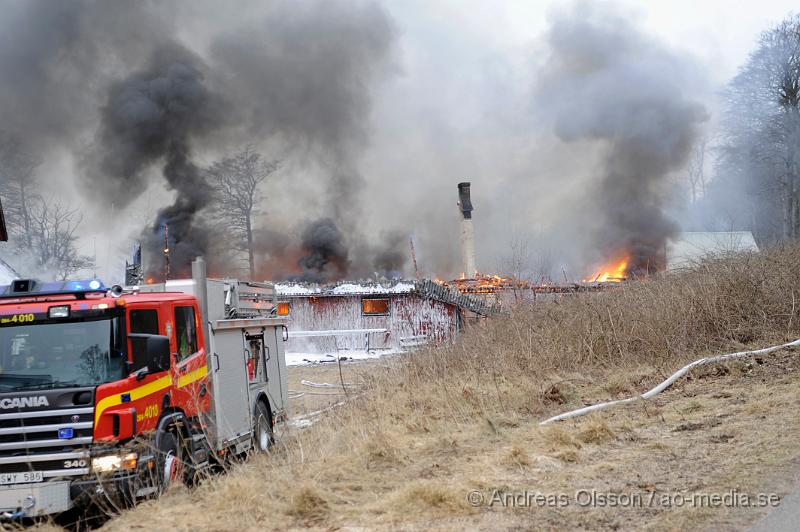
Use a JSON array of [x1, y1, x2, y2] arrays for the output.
[[708, 14, 800, 244], [0, 136, 279, 280], [0, 132, 93, 279]]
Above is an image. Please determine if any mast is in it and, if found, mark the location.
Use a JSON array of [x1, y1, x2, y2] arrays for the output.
[[163, 224, 170, 281]]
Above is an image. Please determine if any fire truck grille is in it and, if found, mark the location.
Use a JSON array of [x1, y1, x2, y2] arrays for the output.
[[0, 407, 94, 458]]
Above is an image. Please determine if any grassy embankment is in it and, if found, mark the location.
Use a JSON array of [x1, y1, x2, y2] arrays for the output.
[[99, 246, 800, 531]]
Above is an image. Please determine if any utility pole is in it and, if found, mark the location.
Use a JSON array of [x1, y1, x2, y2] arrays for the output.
[[163, 224, 170, 281]]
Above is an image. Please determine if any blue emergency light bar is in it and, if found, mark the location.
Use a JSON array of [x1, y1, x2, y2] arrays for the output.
[[0, 278, 106, 299]]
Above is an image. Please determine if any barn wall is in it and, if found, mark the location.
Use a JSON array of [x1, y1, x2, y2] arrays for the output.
[[282, 294, 459, 353], [392, 295, 458, 346]]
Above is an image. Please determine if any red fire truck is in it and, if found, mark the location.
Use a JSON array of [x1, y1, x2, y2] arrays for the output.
[[0, 258, 288, 518]]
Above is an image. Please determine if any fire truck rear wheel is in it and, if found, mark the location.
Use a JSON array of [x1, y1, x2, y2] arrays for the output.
[[254, 401, 274, 452], [157, 431, 186, 492]]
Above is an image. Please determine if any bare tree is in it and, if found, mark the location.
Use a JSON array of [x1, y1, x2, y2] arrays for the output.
[[0, 132, 40, 246], [531, 248, 556, 284], [205, 148, 279, 279], [27, 198, 94, 279], [721, 15, 800, 242], [497, 230, 556, 283], [686, 136, 707, 203], [498, 232, 531, 281], [0, 133, 93, 279]]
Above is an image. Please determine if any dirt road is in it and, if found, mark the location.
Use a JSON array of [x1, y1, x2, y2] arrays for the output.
[[752, 485, 800, 531], [287, 357, 389, 424]]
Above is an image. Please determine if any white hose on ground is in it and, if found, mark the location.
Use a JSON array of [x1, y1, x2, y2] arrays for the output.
[[539, 338, 800, 425], [301, 379, 358, 389], [290, 390, 346, 396]]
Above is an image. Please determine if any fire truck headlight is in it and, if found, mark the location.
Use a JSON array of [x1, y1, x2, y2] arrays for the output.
[[91, 452, 138, 473]]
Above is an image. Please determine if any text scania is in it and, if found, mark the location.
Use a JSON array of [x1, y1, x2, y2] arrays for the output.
[[0, 396, 50, 409]]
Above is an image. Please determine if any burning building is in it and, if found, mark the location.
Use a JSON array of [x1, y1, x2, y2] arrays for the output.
[[446, 182, 638, 305], [275, 279, 495, 354]]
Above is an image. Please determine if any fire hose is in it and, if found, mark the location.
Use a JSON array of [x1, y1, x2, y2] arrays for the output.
[[539, 338, 800, 425]]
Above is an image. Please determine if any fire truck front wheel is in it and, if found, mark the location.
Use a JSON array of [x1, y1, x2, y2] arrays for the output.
[[156, 431, 186, 492], [254, 401, 274, 452]]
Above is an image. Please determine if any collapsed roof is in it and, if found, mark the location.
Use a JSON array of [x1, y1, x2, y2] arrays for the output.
[[275, 279, 497, 316]]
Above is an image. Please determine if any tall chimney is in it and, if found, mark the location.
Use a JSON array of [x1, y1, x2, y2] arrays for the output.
[[457, 182, 477, 278]]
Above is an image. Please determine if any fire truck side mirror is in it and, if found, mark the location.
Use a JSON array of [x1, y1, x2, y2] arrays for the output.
[[130, 333, 171, 374], [146, 335, 171, 373]]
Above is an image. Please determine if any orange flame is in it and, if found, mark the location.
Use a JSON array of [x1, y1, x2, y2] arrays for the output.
[[585, 253, 630, 283], [449, 272, 527, 294]]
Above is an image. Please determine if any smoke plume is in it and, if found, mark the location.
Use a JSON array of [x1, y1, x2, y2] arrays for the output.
[[0, 1, 173, 155], [0, 0, 397, 281], [0, 1, 718, 283], [95, 44, 223, 277], [295, 218, 349, 282], [536, 2, 708, 274], [370, 231, 407, 278]]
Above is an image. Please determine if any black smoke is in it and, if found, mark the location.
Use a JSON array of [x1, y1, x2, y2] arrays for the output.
[[96, 45, 221, 199], [151, 147, 214, 278], [290, 221, 408, 283], [0, 1, 397, 281], [0, 1, 174, 157], [295, 218, 349, 282], [536, 2, 708, 274], [95, 45, 223, 278], [208, 1, 395, 224]]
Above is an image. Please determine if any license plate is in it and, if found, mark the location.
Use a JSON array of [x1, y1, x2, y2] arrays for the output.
[[0, 471, 43, 485]]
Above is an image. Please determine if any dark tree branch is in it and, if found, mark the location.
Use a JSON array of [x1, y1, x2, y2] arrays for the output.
[[205, 147, 280, 279]]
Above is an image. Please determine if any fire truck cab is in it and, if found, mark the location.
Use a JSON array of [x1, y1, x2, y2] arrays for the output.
[[0, 258, 287, 518]]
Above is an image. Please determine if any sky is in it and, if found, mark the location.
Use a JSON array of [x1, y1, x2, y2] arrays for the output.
[[402, 1, 796, 83]]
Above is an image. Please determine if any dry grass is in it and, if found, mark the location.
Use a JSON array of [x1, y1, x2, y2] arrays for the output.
[[286, 485, 329, 524], [577, 415, 616, 444], [95, 245, 800, 531]]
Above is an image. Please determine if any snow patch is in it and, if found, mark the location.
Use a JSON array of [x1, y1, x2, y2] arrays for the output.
[[275, 280, 416, 297], [275, 283, 320, 295], [286, 349, 403, 366], [330, 282, 415, 295]]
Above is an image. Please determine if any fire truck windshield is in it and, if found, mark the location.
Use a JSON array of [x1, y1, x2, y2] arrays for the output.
[[0, 317, 125, 391]]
